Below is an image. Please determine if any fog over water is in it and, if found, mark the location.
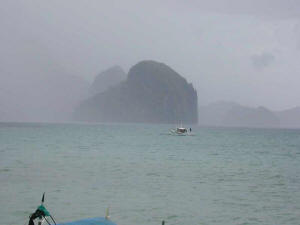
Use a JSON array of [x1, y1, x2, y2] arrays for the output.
[[1, 0, 300, 121]]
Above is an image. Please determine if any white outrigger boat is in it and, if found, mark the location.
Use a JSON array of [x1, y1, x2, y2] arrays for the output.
[[169, 121, 194, 136], [170, 127, 193, 136], [171, 127, 188, 135]]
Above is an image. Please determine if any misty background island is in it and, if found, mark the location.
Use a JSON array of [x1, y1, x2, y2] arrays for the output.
[[0, 58, 300, 127], [74, 61, 198, 124]]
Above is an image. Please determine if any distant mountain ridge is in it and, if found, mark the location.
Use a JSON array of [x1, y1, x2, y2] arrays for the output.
[[199, 101, 300, 128], [74, 60, 198, 124], [275, 107, 300, 128]]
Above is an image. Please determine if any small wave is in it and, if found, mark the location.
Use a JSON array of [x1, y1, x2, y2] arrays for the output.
[[0, 168, 10, 173], [146, 172, 160, 177], [167, 215, 178, 220]]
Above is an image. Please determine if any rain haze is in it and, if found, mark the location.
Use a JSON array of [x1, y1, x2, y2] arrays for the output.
[[3, 3, 300, 225], [1, 0, 300, 123]]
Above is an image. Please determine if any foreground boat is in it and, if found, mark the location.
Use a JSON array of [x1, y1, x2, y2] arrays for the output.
[[27, 194, 117, 225], [27, 193, 166, 225], [57, 217, 117, 225]]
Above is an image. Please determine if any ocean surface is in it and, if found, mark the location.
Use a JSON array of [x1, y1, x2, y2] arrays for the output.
[[1, 122, 300, 225]]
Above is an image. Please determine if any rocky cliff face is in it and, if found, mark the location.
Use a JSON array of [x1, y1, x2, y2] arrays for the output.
[[90, 66, 126, 95], [74, 60, 198, 124]]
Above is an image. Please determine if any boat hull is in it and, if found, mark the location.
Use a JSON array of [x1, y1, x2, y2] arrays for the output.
[[57, 217, 117, 225]]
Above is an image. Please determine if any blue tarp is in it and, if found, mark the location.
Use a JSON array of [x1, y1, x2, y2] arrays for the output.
[[57, 217, 118, 225]]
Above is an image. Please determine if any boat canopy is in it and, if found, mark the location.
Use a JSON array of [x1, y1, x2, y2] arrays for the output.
[[177, 128, 187, 132], [57, 217, 117, 225]]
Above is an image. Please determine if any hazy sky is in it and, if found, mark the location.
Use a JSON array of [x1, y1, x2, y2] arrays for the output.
[[1, 0, 300, 110]]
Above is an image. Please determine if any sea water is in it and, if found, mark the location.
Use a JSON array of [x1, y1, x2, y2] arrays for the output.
[[0, 122, 300, 225]]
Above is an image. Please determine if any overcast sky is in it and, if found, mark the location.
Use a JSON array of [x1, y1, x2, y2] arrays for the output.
[[1, 0, 300, 110]]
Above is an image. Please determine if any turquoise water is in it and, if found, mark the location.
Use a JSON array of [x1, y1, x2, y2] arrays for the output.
[[1, 122, 300, 225]]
